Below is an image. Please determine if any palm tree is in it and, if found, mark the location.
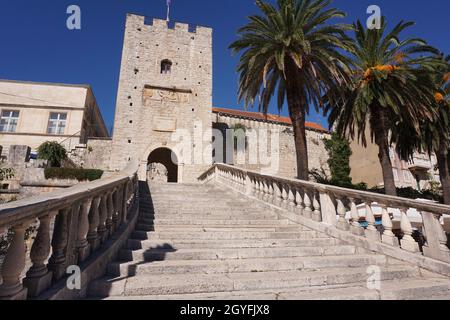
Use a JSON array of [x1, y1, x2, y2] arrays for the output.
[[326, 18, 440, 196], [229, 0, 352, 180], [395, 54, 450, 203]]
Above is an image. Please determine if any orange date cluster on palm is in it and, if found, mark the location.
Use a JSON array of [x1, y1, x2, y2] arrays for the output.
[[362, 64, 400, 82]]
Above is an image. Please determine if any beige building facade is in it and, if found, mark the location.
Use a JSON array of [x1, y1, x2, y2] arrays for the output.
[[350, 137, 440, 190], [0, 80, 109, 157]]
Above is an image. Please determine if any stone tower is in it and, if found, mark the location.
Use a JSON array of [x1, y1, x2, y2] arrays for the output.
[[110, 14, 213, 182]]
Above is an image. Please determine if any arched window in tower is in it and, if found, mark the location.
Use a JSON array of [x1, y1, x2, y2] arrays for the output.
[[161, 59, 172, 74]]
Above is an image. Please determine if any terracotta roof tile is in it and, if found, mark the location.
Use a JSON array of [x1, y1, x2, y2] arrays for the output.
[[212, 107, 329, 133]]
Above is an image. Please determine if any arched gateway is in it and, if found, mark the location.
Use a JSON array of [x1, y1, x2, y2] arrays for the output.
[[147, 147, 178, 183]]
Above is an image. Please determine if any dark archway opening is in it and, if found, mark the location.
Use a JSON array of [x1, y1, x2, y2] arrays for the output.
[[147, 148, 178, 183]]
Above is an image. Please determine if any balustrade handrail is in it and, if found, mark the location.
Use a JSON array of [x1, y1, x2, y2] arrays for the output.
[[0, 160, 139, 229], [199, 164, 450, 216], [200, 163, 450, 265], [0, 159, 140, 300]]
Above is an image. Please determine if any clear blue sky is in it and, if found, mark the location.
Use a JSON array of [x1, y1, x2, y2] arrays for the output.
[[0, 0, 449, 132]]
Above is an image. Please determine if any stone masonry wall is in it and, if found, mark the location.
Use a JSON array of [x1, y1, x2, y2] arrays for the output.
[[214, 113, 330, 179], [110, 14, 213, 182]]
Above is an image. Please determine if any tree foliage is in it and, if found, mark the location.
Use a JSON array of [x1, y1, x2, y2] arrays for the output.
[[230, 0, 353, 179], [323, 132, 353, 187], [37, 141, 68, 168]]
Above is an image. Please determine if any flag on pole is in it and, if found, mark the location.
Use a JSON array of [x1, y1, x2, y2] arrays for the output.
[[166, 0, 172, 22]]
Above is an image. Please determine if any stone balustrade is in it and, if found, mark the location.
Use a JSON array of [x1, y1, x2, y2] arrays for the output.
[[0, 160, 139, 300], [199, 164, 450, 264]]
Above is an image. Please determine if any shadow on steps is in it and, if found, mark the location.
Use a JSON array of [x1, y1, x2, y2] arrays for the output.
[[89, 182, 177, 297]]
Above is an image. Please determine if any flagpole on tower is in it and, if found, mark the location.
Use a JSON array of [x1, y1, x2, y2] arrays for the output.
[[166, 0, 171, 22]]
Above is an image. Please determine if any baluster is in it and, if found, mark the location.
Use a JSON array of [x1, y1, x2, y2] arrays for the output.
[[381, 204, 399, 246], [76, 198, 93, 262], [0, 223, 28, 300], [288, 186, 296, 210], [336, 198, 349, 231], [263, 180, 269, 202], [24, 212, 57, 297], [399, 207, 420, 253], [421, 211, 450, 262], [273, 182, 282, 207], [122, 183, 129, 223], [87, 197, 101, 251], [115, 186, 123, 229], [279, 184, 286, 208], [303, 191, 312, 219], [295, 189, 303, 215], [349, 198, 364, 236], [268, 181, 274, 204], [112, 189, 120, 230], [364, 201, 380, 241], [107, 190, 116, 237], [312, 193, 322, 222], [259, 179, 265, 200], [48, 208, 69, 281], [97, 194, 108, 243]]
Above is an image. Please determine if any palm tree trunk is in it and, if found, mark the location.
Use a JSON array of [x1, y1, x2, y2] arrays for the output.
[[437, 143, 450, 205], [285, 62, 309, 181], [373, 107, 397, 196], [288, 101, 309, 180]]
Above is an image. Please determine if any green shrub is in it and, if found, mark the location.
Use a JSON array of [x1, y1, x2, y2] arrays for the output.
[[44, 168, 103, 181], [37, 141, 68, 167]]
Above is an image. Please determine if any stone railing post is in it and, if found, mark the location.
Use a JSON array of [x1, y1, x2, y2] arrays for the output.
[[76, 198, 93, 262], [295, 189, 303, 215], [87, 197, 101, 252], [24, 211, 57, 297], [106, 191, 115, 237], [0, 222, 28, 300], [381, 204, 399, 247], [364, 202, 380, 241], [281, 185, 288, 209], [98, 194, 109, 243], [303, 191, 312, 219], [288, 186, 296, 210], [317, 189, 334, 225], [399, 208, 420, 253], [245, 174, 252, 196], [48, 208, 70, 281], [336, 198, 349, 231], [349, 198, 364, 236], [421, 211, 450, 262], [121, 183, 129, 224], [312, 193, 322, 222]]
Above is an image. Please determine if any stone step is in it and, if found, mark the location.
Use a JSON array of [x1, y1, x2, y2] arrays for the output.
[[139, 214, 281, 221], [89, 266, 419, 297], [131, 230, 321, 240], [97, 280, 450, 300], [107, 254, 390, 277], [134, 224, 309, 233], [119, 245, 358, 262], [147, 207, 273, 214], [126, 238, 344, 250], [137, 218, 292, 226]]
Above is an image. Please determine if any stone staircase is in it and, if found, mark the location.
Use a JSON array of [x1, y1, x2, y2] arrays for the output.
[[87, 182, 450, 300]]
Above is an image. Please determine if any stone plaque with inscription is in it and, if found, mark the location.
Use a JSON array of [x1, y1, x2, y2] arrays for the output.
[[152, 116, 177, 132], [143, 87, 190, 106]]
